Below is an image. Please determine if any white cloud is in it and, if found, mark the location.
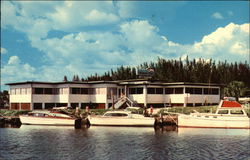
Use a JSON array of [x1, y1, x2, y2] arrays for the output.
[[85, 9, 119, 25], [1, 1, 249, 88], [1, 48, 7, 54], [8, 56, 20, 64], [1, 1, 122, 43], [48, 1, 120, 31], [212, 12, 224, 19], [191, 23, 249, 58], [2, 20, 249, 87], [2, 56, 37, 88]]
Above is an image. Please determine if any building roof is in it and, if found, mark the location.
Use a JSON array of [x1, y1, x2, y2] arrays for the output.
[[6, 80, 222, 87], [5, 80, 119, 85]]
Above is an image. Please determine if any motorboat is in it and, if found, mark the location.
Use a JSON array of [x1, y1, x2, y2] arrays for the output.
[[88, 110, 155, 127], [19, 110, 77, 126], [178, 98, 250, 129]]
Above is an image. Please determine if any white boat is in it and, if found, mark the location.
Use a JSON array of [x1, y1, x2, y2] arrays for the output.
[[88, 110, 155, 127], [178, 99, 250, 129], [19, 110, 76, 126]]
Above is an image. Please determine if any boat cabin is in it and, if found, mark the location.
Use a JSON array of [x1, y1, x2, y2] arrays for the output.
[[215, 100, 248, 116]]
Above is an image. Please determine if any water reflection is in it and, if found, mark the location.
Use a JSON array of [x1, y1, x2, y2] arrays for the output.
[[1, 125, 249, 160], [20, 125, 75, 130], [177, 127, 250, 136]]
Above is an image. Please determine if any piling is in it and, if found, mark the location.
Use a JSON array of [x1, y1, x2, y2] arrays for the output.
[[0, 116, 21, 127], [154, 114, 178, 127], [74, 118, 90, 129]]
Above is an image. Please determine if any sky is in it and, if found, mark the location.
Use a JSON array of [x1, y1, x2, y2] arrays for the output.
[[1, 1, 249, 90]]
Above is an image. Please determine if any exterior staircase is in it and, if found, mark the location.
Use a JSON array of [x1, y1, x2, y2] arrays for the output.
[[112, 96, 138, 109]]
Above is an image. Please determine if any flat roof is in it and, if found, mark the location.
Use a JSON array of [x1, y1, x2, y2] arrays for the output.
[[6, 80, 222, 87], [5, 80, 119, 85]]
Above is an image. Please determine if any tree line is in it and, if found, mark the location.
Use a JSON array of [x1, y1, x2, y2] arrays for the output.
[[65, 57, 250, 88]]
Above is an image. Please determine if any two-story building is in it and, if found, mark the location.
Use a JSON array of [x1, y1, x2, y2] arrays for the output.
[[6, 80, 221, 110]]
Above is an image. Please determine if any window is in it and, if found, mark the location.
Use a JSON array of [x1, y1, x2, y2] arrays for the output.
[[81, 88, 88, 94], [44, 88, 53, 94], [88, 88, 94, 94], [59, 88, 63, 94], [11, 89, 16, 95], [21, 88, 27, 95], [147, 88, 155, 94], [45, 103, 55, 109], [53, 88, 59, 94], [156, 88, 163, 94], [185, 88, 193, 94], [165, 88, 174, 94], [204, 88, 219, 95], [34, 88, 43, 94], [71, 88, 81, 94], [104, 113, 128, 117], [203, 88, 209, 94], [212, 88, 219, 95], [230, 110, 244, 115], [129, 87, 143, 94], [194, 88, 202, 94], [218, 110, 229, 114], [33, 103, 43, 109], [129, 88, 136, 94], [15, 88, 20, 95], [175, 88, 183, 94]]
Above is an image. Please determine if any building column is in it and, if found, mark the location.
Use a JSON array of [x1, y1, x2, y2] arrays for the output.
[[78, 102, 81, 109], [68, 102, 71, 108], [42, 103, 45, 110], [30, 103, 33, 110], [124, 85, 127, 97], [143, 85, 147, 107], [105, 102, 109, 109], [183, 87, 186, 107]]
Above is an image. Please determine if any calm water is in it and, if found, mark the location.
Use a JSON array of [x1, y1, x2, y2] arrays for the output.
[[0, 126, 249, 160]]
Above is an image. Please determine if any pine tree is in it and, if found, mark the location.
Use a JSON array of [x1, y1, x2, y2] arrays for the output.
[[63, 75, 68, 82]]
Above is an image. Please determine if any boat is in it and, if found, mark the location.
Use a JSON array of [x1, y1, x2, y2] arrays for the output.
[[88, 110, 155, 127], [19, 110, 77, 126], [178, 98, 250, 129]]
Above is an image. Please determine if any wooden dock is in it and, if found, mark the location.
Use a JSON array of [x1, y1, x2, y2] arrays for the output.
[[0, 116, 22, 127], [155, 114, 178, 126]]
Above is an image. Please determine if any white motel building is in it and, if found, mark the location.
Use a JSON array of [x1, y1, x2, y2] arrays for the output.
[[6, 80, 221, 110]]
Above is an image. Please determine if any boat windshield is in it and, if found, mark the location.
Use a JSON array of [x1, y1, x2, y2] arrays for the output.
[[230, 110, 244, 115], [104, 113, 128, 117], [217, 110, 229, 114], [32, 113, 46, 117]]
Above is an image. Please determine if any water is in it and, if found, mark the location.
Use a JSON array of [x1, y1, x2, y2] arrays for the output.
[[0, 126, 249, 160]]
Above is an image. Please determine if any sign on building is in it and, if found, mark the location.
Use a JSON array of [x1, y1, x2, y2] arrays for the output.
[[137, 68, 154, 79]]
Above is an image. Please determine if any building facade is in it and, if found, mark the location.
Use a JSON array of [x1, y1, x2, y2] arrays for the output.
[[7, 80, 221, 110]]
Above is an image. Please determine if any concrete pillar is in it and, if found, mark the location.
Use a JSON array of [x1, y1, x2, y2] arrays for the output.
[[30, 103, 33, 110], [42, 103, 45, 110], [68, 102, 71, 108], [125, 85, 127, 97], [78, 102, 81, 109], [105, 102, 109, 109], [143, 85, 147, 107], [183, 87, 186, 107]]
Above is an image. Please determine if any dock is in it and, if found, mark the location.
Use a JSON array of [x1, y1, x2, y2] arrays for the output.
[[155, 114, 178, 126], [0, 116, 22, 127]]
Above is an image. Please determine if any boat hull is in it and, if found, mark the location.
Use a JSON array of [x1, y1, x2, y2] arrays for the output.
[[178, 114, 250, 129], [19, 115, 75, 126], [88, 116, 155, 127]]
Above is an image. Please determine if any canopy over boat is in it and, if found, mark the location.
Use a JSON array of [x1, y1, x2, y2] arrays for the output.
[[220, 101, 242, 108]]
